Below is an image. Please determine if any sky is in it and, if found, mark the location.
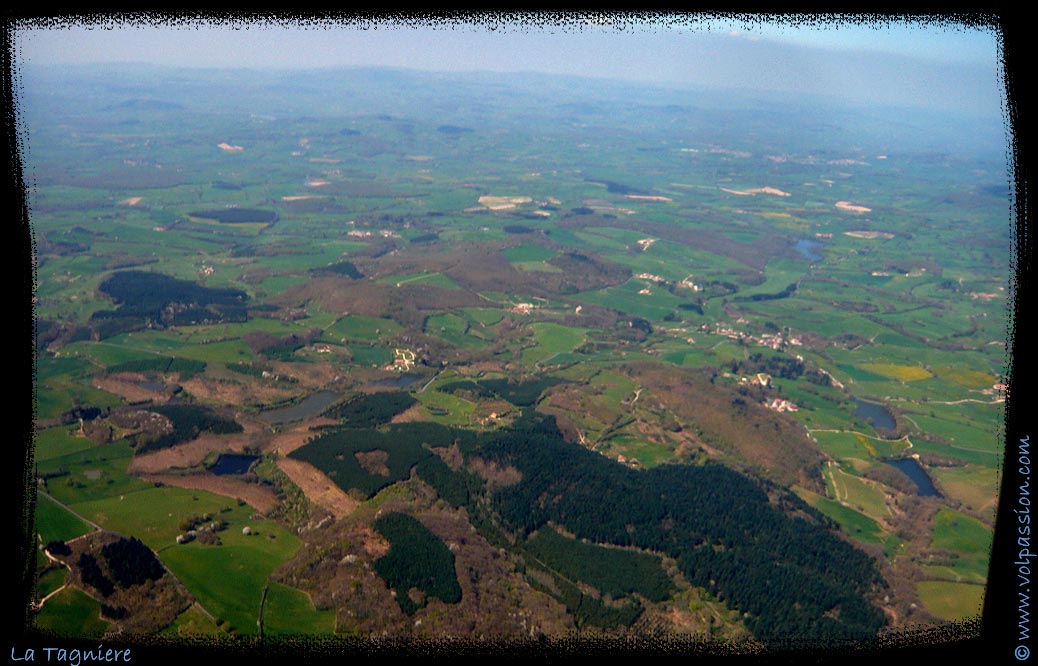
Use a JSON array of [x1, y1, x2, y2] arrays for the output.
[[12, 13, 1006, 116]]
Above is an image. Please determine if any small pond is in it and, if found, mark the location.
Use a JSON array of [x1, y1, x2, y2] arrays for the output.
[[853, 398, 897, 432], [885, 457, 940, 497], [210, 453, 259, 476]]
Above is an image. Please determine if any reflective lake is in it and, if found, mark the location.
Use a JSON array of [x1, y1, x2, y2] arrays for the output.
[[256, 391, 341, 425], [853, 398, 897, 432], [210, 453, 259, 476], [886, 457, 940, 497]]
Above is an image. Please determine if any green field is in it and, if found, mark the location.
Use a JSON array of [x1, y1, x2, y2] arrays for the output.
[[905, 405, 1004, 453], [603, 434, 674, 468], [909, 437, 1002, 467], [793, 488, 900, 558], [575, 279, 686, 322], [73, 487, 234, 548], [932, 507, 993, 554], [521, 322, 587, 366], [414, 390, 477, 426], [821, 463, 892, 522], [262, 581, 337, 635], [327, 315, 403, 342], [25, 61, 1010, 641], [35, 375, 122, 420], [35, 566, 68, 600], [164, 339, 253, 364], [348, 345, 393, 367], [40, 443, 153, 506], [161, 603, 225, 637], [425, 312, 489, 349], [857, 363, 934, 382], [919, 557, 990, 585], [32, 587, 111, 638], [733, 259, 805, 299], [159, 518, 301, 635], [461, 308, 504, 326], [34, 493, 95, 545], [34, 425, 98, 463], [917, 581, 985, 621], [929, 465, 1000, 515]]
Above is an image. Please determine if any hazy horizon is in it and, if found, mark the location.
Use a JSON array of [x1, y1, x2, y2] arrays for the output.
[[13, 14, 1005, 118]]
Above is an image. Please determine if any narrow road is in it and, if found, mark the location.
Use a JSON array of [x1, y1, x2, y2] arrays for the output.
[[927, 398, 1004, 405], [34, 491, 220, 626], [806, 428, 913, 447], [37, 491, 104, 532], [258, 583, 269, 638], [418, 369, 444, 394], [35, 545, 73, 610]]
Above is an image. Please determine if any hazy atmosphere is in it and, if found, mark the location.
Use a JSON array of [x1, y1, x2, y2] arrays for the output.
[[15, 10, 1017, 660], [14, 14, 1004, 116]]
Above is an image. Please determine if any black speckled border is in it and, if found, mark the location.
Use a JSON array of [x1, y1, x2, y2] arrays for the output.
[[3, 10, 1027, 665]]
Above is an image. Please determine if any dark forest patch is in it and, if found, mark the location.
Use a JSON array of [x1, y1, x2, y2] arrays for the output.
[[322, 391, 418, 428], [373, 512, 462, 616], [583, 178, 649, 195], [129, 403, 242, 454], [90, 271, 248, 338], [289, 422, 478, 499], [312, 260, 364, 279], [475, 412, 885, 640]]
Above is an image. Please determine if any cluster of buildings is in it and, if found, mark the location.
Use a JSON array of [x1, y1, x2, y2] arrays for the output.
[[766, 398, 800, 413], [384, 348, 416, 372], [701, 322, 802, 350], [346, 229, 399, 239], [678, 277, 703, 292]]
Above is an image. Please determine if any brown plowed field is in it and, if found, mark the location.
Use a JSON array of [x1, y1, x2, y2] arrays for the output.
[[260, 418, 339, 456], [137, 473, 278, 513], [93, 374, 168, 404], [276, 458, 360, 518], [179, 375, 300, 408], [129, 418, 272, 472]]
